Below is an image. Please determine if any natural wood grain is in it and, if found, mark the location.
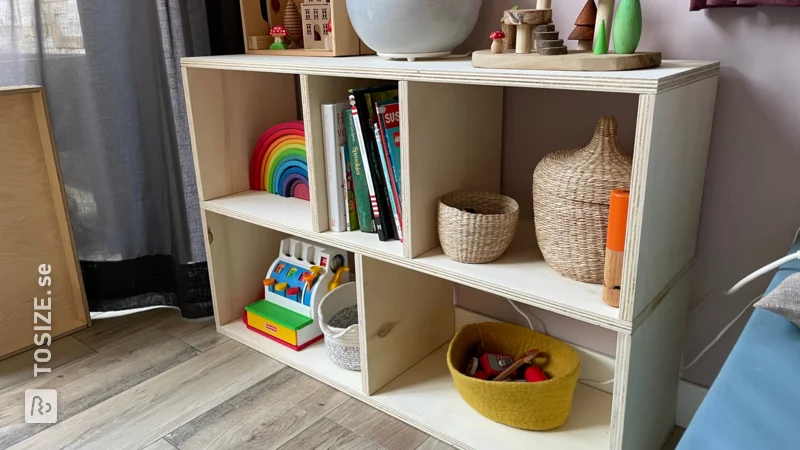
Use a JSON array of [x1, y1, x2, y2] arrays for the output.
[[182, 68, 299, 201], [203, 211, 288, 325], [0, 336, 94, 395], [165, 367, 349, 450], [239, 0, 271, 51], [142, 439, 179, 450], [357, 255, 454, 395], [181, 55, 718, 95], [327, 398, 428, 450], [0, 329, 199, 448], [0, 87, 88, 358], [299, 75, 381, 232], [620, 76, 718, 322], [9, 340, 283, 450], [401, 81, 503, 258], [179, 321, 230, 352], [277, 418, 383, 450], [473, 50, 661, 71], [610, 275, 690, 450]]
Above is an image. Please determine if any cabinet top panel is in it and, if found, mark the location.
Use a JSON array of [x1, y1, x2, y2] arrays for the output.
[[181, 55, 718, 94]]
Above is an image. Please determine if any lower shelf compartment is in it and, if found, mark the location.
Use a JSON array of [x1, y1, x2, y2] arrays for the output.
[[219, 320, 612, 450]]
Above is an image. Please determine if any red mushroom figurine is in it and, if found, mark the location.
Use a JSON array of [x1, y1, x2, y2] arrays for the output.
[[490, 30, 506, 54], [270, 25, 290, 50]]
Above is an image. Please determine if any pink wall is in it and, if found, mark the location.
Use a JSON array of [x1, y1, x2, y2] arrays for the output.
[[456, 2, 800, 387]]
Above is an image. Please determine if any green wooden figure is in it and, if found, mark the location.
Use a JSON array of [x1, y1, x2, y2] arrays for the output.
[[612, 0, 642, 54], [593, 20, 608, 54]]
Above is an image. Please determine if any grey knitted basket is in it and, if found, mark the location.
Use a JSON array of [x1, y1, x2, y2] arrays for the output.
[[318, 283, 361, 371]]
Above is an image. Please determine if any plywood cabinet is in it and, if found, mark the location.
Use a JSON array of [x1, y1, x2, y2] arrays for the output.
[[0, 86, 89, 359], [181, 55, 719, 450]]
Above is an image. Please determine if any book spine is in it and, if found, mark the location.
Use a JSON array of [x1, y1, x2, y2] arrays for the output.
[[375, 122, 403, 241], [350, 95, 383, 237], [321, 104, 346, 232], [351, 91, 394, 241], [377, 102, 403, 237], [344, 109, 375, 232], [341, 144, 359, 231]]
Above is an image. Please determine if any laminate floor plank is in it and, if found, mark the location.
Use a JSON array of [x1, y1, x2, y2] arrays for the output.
[[7, 340, 283, 450], [165, 366, 348, 450], [178, 321, 230, 352], [141, 438, 178, 450], [0, 336, 95, 395], [0, 329, 199, 448], [415, 438, 457, 450], [327, 397, 429, 450], [276, 418, 385, 450], [71, 308, 180, 352]]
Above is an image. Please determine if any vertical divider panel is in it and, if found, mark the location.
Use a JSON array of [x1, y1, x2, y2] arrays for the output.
[[203, 210, 289, 326], [610, 273, 689, 450], [300, 75, 382, 233], [400, 81, 504, 258], [183, 68, 299, 201], [619, 77, 718, 322], [356, 254, 455, 395]]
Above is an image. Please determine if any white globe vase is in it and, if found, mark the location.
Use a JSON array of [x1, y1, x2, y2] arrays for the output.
[[346, 0, 482, 61]]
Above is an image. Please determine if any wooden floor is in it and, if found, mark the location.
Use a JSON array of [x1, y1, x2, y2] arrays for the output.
[[0, 308, 684, 450]]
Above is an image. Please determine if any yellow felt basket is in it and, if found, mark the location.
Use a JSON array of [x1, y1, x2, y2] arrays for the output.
[[447, 322, 580, 430]]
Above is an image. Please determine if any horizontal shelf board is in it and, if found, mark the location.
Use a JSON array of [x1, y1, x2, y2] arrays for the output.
[[219, 319, 363, 396], [374, 343, 612, 450], [181, 55, 719, 95], [204, 192, 626, 332], [219, 320, 611, 450], [413, 220, 628, 333], [202, 190, 403, 259]]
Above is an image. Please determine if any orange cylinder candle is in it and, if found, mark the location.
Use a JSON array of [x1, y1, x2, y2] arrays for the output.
[[603, 188, 630, 307]]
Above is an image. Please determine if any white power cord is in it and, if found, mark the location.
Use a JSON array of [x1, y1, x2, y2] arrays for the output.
[[506, 298, 614, 386], [507, 225, 800, 378], [681, 226, 800, 372]]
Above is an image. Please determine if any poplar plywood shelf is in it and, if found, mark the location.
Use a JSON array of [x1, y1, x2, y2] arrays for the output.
[[182, 54, 719, 450]]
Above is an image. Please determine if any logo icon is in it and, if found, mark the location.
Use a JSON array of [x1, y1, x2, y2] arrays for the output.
[[25, 389, 57, 423]]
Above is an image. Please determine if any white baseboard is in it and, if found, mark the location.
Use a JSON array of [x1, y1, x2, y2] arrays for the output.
[[676, 380, 708, 428]]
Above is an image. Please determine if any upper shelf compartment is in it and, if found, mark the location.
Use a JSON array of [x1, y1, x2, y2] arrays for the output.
[[181, 55, 719, 95]]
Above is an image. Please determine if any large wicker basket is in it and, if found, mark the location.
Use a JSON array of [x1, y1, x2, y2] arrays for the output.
[[533, 117, 632, 283], [438, 192, 519, 264]]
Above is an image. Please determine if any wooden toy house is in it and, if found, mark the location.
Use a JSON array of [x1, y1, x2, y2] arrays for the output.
[[239, 0, 371, 56]]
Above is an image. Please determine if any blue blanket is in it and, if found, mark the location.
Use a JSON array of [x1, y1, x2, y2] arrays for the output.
[[679, 239, 800, 449]]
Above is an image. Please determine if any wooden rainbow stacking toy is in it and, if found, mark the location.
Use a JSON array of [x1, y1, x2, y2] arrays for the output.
[[248, 121, 310, 200]]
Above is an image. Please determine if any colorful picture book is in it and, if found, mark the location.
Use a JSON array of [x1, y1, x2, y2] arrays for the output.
[[321, 85, 403, 241]]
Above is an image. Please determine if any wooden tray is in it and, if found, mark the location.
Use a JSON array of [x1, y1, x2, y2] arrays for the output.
[[472, 50, 661, 71]]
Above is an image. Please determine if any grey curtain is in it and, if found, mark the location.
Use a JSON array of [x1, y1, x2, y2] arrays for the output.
[[0, 0, 213, 317]]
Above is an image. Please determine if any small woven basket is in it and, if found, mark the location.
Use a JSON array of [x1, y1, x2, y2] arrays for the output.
[[318, 283, 360, 371], [447, 322, 580, 430], [533, 117, 632, 283], [438, 192, 519, 264]]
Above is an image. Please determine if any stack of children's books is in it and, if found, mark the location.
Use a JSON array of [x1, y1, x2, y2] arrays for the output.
[[321, 83, 402, 242]]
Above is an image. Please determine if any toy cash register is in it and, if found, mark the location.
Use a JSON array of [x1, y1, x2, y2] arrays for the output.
[[244, 238, 350, 351]]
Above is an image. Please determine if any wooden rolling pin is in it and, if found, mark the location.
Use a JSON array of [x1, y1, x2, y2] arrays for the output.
[[603, 189, 630, 307]]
